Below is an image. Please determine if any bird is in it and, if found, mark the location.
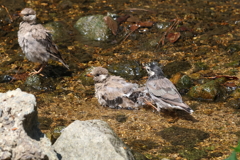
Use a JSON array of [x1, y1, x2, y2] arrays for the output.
[[18, 8, 69, 75], [144, 62, 193, 114], [87, 67, 143, 109]]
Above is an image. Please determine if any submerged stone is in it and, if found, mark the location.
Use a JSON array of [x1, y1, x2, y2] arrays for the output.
[[24, 74, 57, 91], [107, 61, 146, 80], [194, 62, 209, 72], [163, 61, 191, 78], [57, 0, 73, 10], [116, 114, 127, 123], [187, 77, 227, 101], [0, 75, 12, 83], [226, 88, 240, 109], [44, 21, 71, 42], [226, 98, 240, 109], [171, 73, 193, 94], [74, 15, 110, 41], [24, 75, 42, 90], [155, 22, 171, 31]]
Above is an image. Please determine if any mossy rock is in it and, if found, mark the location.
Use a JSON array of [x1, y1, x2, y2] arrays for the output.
[[74, 15, 110, 41], [44, 21, 71, 42], [163, 61, 191, 78], [187, 77, 227, 101], [107, 61, 146, 80]]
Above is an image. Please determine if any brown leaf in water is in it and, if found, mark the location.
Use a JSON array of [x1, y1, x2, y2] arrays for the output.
[[127, 15, 140, 23], [207, 75, 239, 80], [167, 32, 181, 43], [138, 21, 154, 27], [103, 16, 118, 35], [116, 15, 130, 24], [129, 21, 154, 31], [130, 24, 139, 31], [11, 73, 29, 81], [222, 82, 236, 88]]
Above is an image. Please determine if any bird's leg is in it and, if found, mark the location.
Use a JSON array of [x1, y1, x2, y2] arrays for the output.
[[29, 63, 46, 75], [144, 98, 158, 111]]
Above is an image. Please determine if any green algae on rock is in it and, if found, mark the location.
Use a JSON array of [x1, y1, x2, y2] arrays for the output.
[[175, 74, 193, 93], [24, 74, 58, 91], [187, 77, 227, 101], [74, 15, 111, 41], [44, 21, 71, 43], [107, 61, 146, 80]]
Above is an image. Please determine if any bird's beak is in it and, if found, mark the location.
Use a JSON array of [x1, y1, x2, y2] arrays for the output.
[[17, 11, 23, 17], [86, 73, 93, 77]]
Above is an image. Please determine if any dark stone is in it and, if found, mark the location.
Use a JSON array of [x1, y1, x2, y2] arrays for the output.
[[194, 62, 209, 72], [107, 61, 146, 80], [226, 98, 240, 109], [44, 21, 72, 43], [175, 74, 193, 93], [116, 114, 127, 123], [187, 78, 228, 101], [57, 0, 73, 10], [163, 61, 191, 78], [0, 75, 13, 83]]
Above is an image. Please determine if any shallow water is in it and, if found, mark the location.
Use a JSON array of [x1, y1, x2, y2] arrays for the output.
[[0, 0, 240, 159]]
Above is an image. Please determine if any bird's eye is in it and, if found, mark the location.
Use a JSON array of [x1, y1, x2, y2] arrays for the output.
[[95, 74, 100, 77], [25, 14, 30, 16]]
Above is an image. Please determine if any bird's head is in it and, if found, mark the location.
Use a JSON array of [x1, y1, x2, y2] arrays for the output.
[[20, 8, 36, 23], [144, 62, 164, 77], [90, 67, 109, 83]]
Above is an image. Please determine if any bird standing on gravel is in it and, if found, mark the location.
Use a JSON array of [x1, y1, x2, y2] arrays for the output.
[[87, 67, 142, 109], [144, 62, 193, 114], [18, 8, 69, 75]]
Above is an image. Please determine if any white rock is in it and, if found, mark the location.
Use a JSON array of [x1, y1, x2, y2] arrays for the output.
[[53, 120, 135, 160], [0, 88, 58, 160]]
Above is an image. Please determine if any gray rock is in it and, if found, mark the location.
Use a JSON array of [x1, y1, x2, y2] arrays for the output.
[[53, 120, 135, 160], [0, 88, 58, 160], [74, 15, 110, 41]]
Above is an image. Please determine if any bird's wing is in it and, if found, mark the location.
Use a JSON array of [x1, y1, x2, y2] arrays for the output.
[[107, 76, 138, 95], [31, 24, 69, 69], [147, 78, 183, 103], [97, 82, 124, 108]]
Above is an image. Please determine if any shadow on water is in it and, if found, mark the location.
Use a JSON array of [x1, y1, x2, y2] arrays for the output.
[[157, 126, 210, 159]]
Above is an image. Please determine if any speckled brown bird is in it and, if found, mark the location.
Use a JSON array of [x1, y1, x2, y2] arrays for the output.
[[144, 62, 193, 113], [18, 8, 69, 75]]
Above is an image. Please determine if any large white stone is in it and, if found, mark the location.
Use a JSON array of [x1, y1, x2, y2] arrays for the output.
[[53, 120, 135, 160]]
